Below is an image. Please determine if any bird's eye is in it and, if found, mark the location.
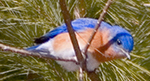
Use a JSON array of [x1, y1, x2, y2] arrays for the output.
[[117, 39, 122, 45]]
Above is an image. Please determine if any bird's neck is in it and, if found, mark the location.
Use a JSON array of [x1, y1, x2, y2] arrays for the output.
[[88, 28, 118, 62]]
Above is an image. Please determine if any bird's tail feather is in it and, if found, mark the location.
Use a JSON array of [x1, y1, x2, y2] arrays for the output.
[[26, 45, 51, 56]]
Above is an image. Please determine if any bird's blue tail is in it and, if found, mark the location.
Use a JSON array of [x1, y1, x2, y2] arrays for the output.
[[25, 44, 51, 55], [26, 45, 40, 51]]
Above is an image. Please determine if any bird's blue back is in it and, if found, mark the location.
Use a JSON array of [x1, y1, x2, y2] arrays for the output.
[[34, 18, 112, 44], [44, 18, 111, 39]]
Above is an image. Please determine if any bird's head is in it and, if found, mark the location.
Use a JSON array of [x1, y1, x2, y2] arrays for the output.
[[106, 25, 134, 59], [93, 25, 134, 62]]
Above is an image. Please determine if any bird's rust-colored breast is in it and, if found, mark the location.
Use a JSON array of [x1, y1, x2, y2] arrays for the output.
[[53, 28, 115, 62]]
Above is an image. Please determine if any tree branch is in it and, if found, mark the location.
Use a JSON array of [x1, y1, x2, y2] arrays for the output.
[[59, 0, 84, 66], [0, 43, 77, 63], [59, 0, 86, 81], [83, 0, 113, 57]]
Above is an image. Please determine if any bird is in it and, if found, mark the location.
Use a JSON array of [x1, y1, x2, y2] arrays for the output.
[[26, 18, 134, 71]]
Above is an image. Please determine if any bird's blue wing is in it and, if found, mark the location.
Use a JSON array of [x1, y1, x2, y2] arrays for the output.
[[45, 18, 98, 38], [34, 18, 111, 44]]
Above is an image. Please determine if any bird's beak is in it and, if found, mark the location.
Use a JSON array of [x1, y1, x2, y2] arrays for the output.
[[124, 52, 130, 60], [120, 48, 130, 60]]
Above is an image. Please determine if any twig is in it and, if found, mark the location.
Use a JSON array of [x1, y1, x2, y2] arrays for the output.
[[0, 43, 77, 63], [84, 0, 113, 81], [59, 0, 85, 81], [83, 0, 113, 58], [59, 0, 84, 66]]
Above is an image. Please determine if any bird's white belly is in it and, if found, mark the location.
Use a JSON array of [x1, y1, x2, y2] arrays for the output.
[[56, 52, 100, 71]]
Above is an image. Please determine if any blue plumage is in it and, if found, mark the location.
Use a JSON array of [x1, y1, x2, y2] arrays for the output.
[[110, 25, 134, 52], [45, 18, 112, 38], [45, 18, 98, 38], [34, 18, 112, 44]]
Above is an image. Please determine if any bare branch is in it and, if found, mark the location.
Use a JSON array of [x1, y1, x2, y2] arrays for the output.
[[59, 0, 84, 66], [59, 0, 86, 80], [0, 43, 77, 63], [83, 0, 113, 56]]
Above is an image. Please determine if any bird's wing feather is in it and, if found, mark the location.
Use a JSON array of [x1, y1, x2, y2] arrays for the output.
[[34, 18, 98, 44]]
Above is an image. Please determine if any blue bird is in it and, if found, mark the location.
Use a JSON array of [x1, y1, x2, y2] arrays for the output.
[[27, 18, 134, 71]]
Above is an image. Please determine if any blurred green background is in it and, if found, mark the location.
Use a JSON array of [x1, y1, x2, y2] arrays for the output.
[[0, 0, 150, 81]]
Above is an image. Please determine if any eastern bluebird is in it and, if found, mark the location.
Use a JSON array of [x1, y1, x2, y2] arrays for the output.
[[26, 18, 134, 71]]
